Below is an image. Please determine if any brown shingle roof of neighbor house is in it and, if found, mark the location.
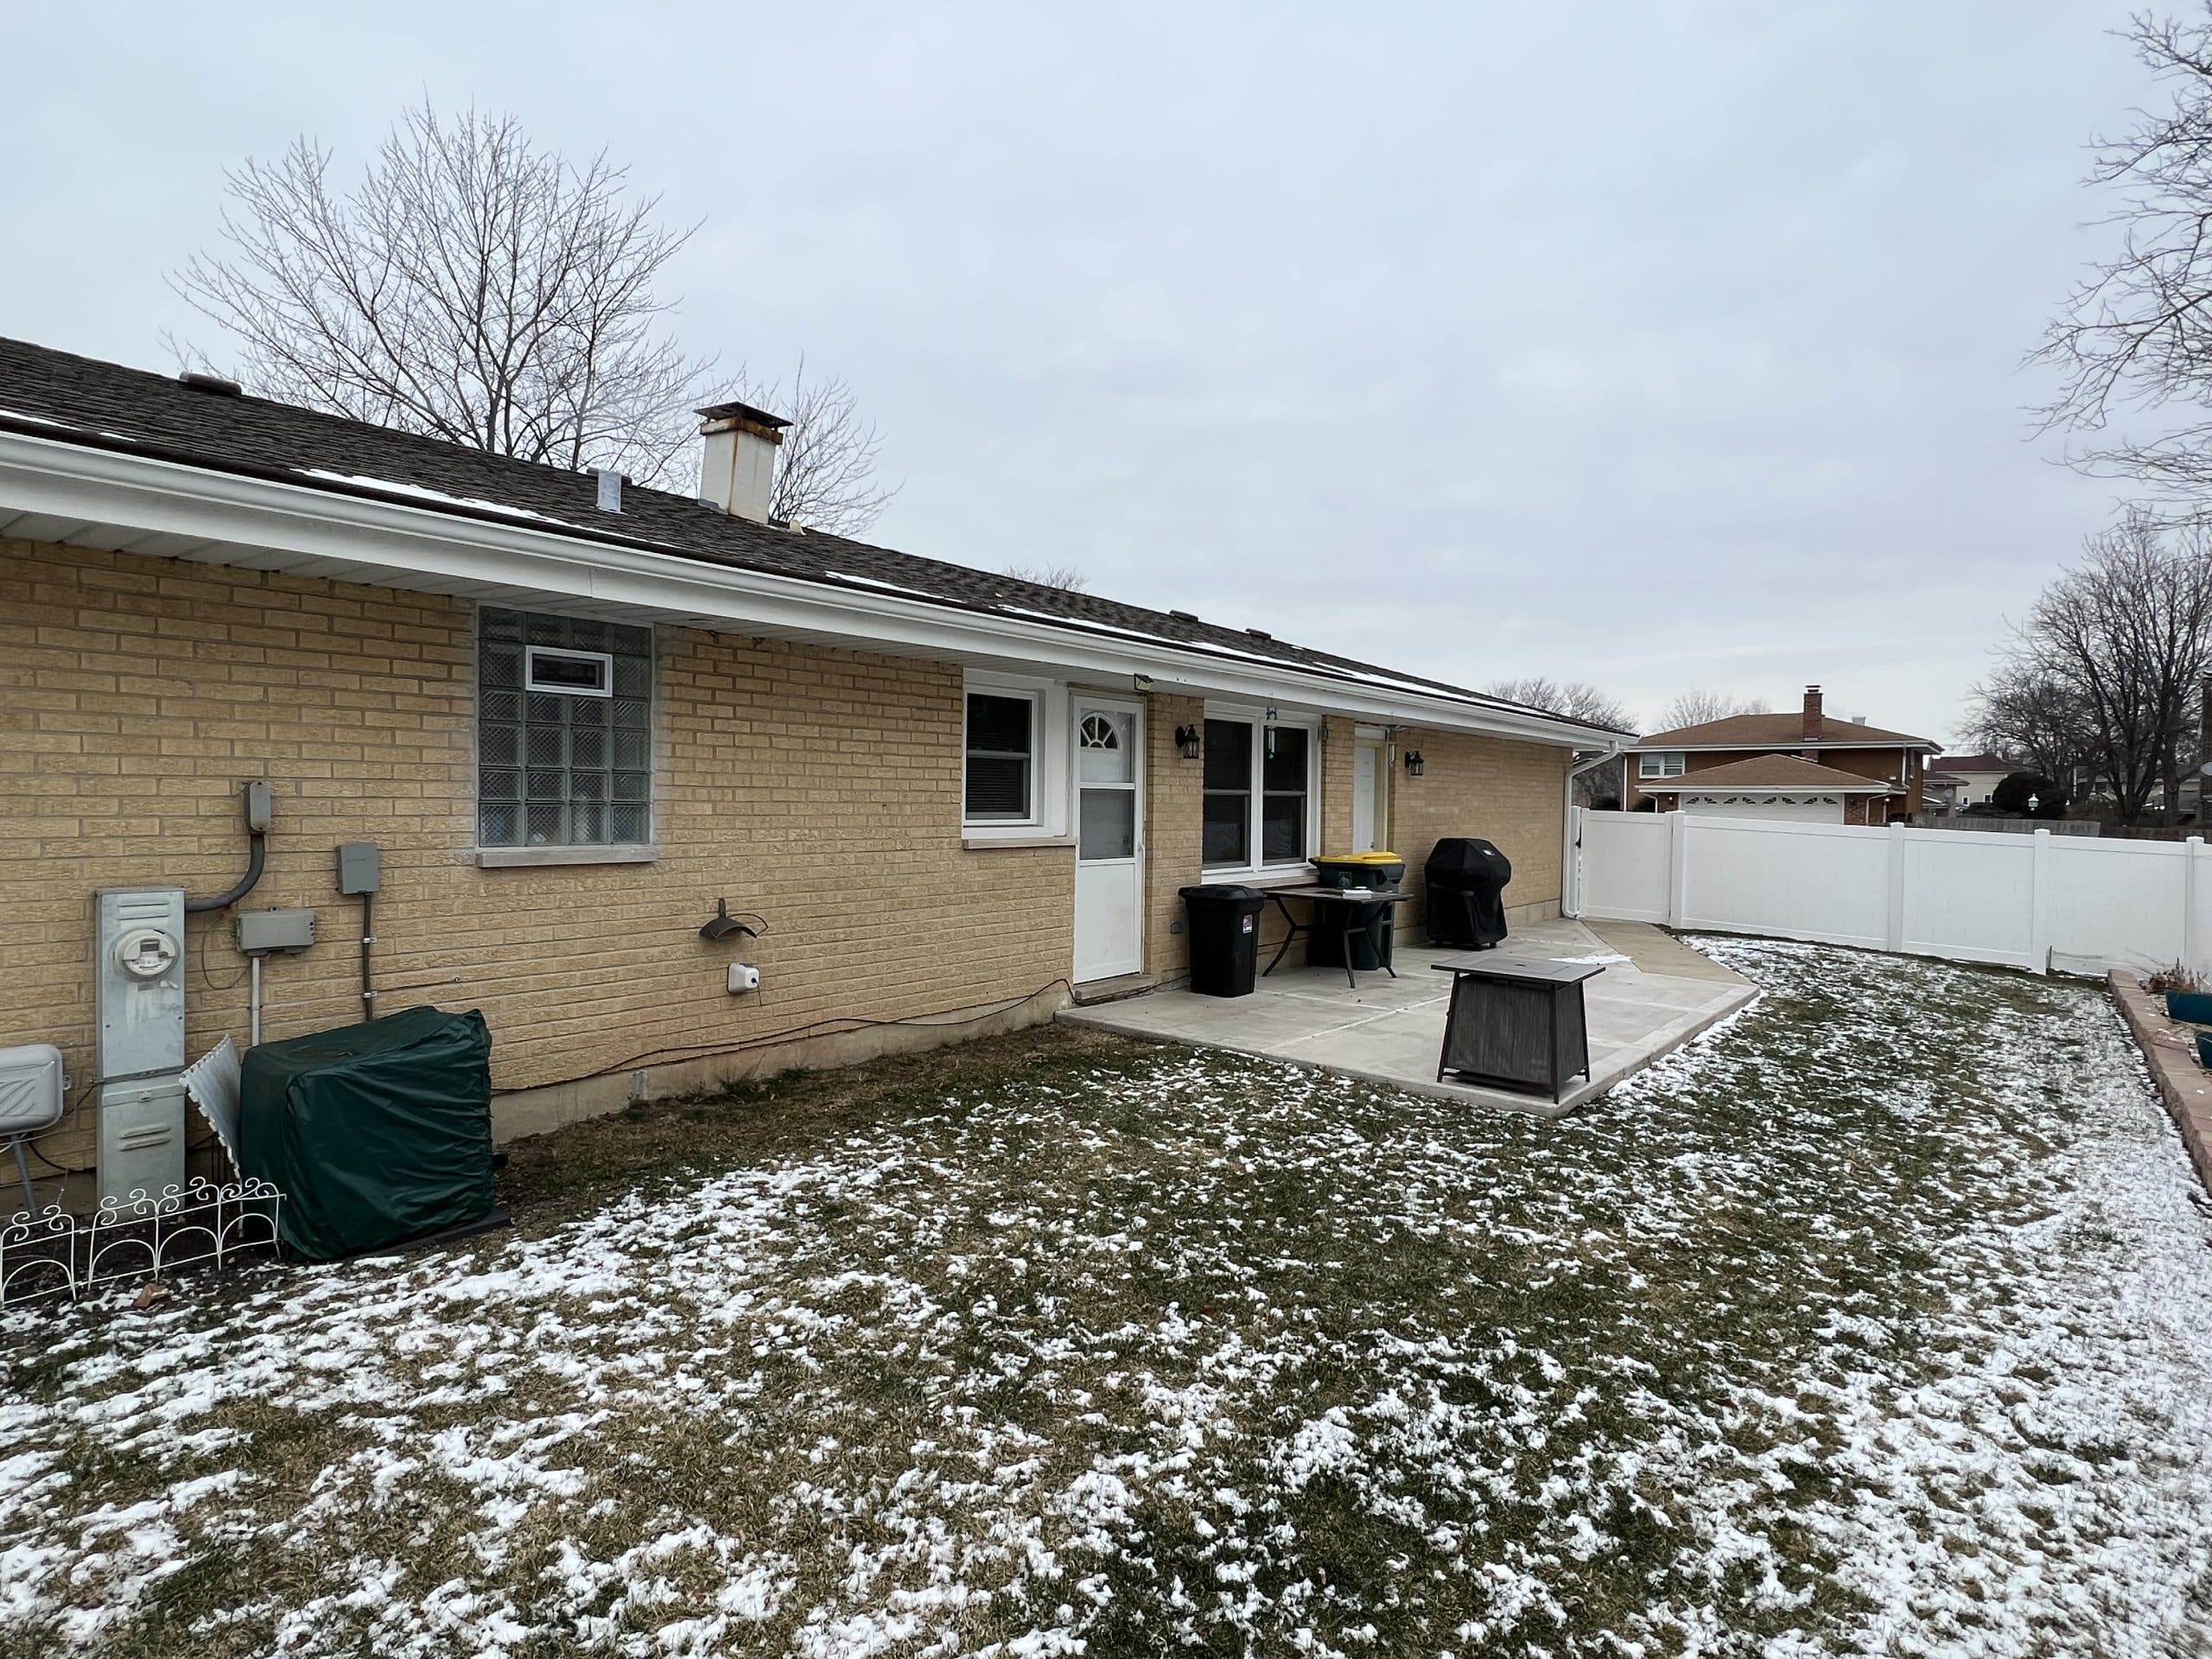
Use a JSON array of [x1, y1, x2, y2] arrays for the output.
[[0, 336, 1634, 739], [1929, 753, 2013, 772], [1634, 711, 1937, 751], [1645, 753, 1898, 793]]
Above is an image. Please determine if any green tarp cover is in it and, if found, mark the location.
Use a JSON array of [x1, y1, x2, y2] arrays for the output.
[[240, 1006, 493, 1262]]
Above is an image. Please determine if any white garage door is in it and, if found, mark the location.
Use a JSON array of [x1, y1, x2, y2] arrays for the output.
[[1680, 795, 1845, 823]]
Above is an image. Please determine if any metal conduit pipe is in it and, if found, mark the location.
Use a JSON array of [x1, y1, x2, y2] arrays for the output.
[[184, 781, 271, 913]]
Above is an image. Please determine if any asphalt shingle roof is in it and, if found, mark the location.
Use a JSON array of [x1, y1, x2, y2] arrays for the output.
[[1636, 711, 1935, 750], [1647, 753, 1897, 791], [0, 336, 1627, 737]]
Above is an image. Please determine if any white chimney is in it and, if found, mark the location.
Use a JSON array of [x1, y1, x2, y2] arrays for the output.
[[696, 399, 791, 523]]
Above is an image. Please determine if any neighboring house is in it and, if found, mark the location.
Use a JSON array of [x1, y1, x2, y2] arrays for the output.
[[1925, 753, 2015, 812], [1920, 767, 1965, 814], [1623, 686, 1938, 824], [0, 337, 1625, 1184]]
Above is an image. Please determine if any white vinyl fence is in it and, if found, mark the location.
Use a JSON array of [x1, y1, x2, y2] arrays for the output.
[[1571, 808, 2212, 980]]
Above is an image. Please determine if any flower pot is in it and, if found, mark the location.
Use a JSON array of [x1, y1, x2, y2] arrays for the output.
[[2167, 989, 2212, 1025]]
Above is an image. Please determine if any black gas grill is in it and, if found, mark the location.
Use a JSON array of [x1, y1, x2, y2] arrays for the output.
[[1424, 837, 1513, 949]]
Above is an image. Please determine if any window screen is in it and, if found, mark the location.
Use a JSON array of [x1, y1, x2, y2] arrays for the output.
[[1202, 718, 1252, 866], [478, 608, 653, 848], [1261, 727, 1309, 862], [965, 693, 1034, 821]]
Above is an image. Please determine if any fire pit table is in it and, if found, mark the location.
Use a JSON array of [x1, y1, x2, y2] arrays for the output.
[[1431, 954, 1605, 1103]]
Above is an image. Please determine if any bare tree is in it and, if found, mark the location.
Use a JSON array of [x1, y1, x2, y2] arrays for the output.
[[723, 355, 898, 534], [1655, 689, 1769, 732], [170, 100, 893, 528], [1001, 563, 1089, 592], [1979, 513, 2212, 823], [1483, 676, 1633, 730], [2033, 8, 2212, 506], [1961, 663, 2097, 793]]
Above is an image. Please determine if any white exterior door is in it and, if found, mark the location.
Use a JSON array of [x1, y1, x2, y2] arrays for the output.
[[1073, 698, 1144, 982], [1352, 742, 1384, 851]]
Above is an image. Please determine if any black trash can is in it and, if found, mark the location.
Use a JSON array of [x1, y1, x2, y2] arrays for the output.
[[1180, 885, 1266, 996], [1425, 837, 1514, 949], [1306, 852, 1404, 969], [1306, 900, 1394, 972]]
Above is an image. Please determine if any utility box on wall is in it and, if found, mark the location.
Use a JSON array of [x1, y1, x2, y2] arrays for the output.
[[94, 887, 188, 1206]]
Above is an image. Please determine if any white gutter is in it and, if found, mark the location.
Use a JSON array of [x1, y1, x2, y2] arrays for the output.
[[0, 429, 1617, 751]]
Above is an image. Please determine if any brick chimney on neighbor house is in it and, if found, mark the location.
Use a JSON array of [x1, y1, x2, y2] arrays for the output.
[[1802, 684, 1824, 745], [696, 399, 791, 523]]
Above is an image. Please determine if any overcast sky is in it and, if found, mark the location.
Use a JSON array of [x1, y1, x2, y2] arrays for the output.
[[1, 3, 2166, 739]]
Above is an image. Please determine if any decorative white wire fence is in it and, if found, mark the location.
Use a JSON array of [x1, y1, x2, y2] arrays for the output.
[[0, 1178, 284, 1307]]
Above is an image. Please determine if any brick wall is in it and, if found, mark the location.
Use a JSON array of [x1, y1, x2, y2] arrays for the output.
[[1134, 709, 1571, 978], [3, 537, 1583, 1187], [1, 538, 1075, 1172], [1388, 726, 1570, 931], [1141, 693, 1205, 979]]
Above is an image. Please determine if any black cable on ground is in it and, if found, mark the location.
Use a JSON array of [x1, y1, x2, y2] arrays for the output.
[[512, 978, 1077, 1096]]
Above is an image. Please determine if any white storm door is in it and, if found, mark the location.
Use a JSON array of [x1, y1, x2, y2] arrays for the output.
[[1352, 743, 1381, 851], [1073, 698, 1144, 982]]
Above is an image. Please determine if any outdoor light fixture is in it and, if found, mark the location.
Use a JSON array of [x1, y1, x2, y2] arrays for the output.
[[698, 898, 760, 943], [1175, 724, 1202, 761], [1403, 750, 1427, 778]]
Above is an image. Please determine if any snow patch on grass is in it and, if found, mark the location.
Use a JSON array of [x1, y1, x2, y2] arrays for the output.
[[3, 939, 2211, 1656]]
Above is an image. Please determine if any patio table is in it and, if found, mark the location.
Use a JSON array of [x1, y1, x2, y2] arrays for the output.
[[1260, 885, 1416, 988], [1431, 954, 1605, 1103]]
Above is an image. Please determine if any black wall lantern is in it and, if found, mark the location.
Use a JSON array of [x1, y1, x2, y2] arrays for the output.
[[1403, 749, 1427, 778], [1175, 723, 1203, 761], [699, 898, 760, 942]]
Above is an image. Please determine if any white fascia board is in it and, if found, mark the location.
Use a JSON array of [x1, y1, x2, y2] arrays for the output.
[[0, 429, 1609, 749]]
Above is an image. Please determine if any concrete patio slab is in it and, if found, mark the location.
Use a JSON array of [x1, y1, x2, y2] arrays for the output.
[[1058, 918, 1756, 1117]]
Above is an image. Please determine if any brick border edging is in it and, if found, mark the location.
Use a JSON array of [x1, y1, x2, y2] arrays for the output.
[[2108, 971, 2212, 1196]]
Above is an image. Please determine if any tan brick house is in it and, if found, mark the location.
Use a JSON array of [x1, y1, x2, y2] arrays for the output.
[[1623, 687, 1936, 824], [0, 338, 1623, 1198]]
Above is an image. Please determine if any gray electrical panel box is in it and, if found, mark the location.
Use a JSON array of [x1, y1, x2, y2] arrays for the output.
[[236, 908, 315, 955], [335, 842, 380, 895], [94, 887, 188, 1208]]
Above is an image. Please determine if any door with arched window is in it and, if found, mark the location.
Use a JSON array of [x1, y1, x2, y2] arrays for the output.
[[1073, 696, 1144, 982]]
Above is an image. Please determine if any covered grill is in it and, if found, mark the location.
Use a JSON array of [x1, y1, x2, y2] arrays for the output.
[[1425, 837, 1513, 949]]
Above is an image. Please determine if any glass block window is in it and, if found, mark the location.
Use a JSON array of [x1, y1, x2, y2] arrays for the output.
[[478, 607, 653, 848]]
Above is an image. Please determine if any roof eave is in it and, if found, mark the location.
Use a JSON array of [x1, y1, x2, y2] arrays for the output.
[[0, 427, 1616, 750]]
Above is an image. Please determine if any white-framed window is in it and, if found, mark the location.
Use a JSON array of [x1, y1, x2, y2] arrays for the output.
[[964, 690, 1038, 823], [478, 607, 653, 849], [1638, 751, 1686, 779], [524, 644, 613, 697], [1203, 709, 1316, 872], [959, 671, 1071, 839]]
